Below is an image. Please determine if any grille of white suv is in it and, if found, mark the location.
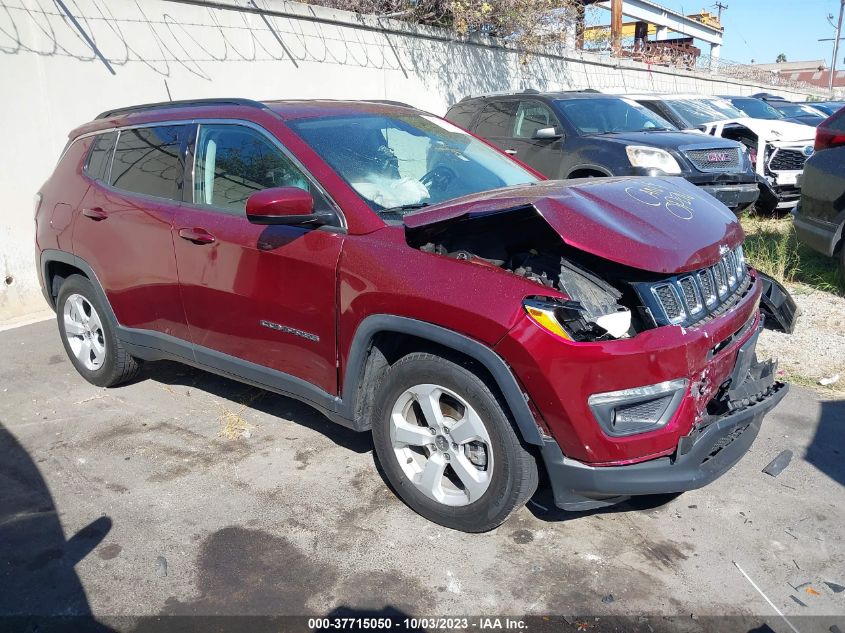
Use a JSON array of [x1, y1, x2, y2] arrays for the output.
[[636, 247, 751, 328]]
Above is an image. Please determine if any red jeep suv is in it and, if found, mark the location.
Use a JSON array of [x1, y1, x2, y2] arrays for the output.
[[36, 98, 786, 532]]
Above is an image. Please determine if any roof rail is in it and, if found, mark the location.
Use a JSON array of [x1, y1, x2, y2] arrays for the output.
[[95, 98, 267, 120], [362, 99, 415, 108], [460, 88, 544, 100]]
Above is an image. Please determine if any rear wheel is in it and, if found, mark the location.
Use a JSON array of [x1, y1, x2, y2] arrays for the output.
[[371, 352, 538, 532], [56, 275, 141, 387]]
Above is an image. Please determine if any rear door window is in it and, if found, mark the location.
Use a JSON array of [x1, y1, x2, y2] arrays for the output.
[[84, 131, 117, 181], [473, 101, 518, 139], [109, 125, 186, 200]]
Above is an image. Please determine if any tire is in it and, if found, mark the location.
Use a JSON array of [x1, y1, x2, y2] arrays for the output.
[[56, 274, 141, 388], [371, 352, 538, 532]]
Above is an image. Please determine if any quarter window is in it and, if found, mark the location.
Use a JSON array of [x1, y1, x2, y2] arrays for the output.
[[193, 124, 317, 214], [110, 126, 185, 199], [84, 131, 117, 181]]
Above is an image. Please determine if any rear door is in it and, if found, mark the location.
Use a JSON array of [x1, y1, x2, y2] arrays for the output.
[[471, 100, 518, 155], [73, 124, 190, 340], [172, 122, 344, 394]]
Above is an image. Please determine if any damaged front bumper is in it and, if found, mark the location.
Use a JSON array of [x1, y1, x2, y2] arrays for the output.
[[700, 182, 759, 212], [539, 323, 788, 511]]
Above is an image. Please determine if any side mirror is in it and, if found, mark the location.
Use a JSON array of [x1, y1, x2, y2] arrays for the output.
[[533, 127, 562, 140], [246, 187, 331, 226]]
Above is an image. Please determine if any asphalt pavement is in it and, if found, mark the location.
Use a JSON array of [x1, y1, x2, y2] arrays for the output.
[[1, 318, 843, 632]]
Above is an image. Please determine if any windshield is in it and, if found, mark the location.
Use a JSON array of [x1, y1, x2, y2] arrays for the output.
[[554, 97, 676, 134], [288, 113, 538, 215], [729, 97, 784, 120], [771, 103, 825, 118], [665, 98, 744, 127], [814, 102, 845, 116]]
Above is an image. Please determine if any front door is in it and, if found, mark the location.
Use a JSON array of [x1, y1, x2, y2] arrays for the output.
[[172, 122, 344, 394], [506, 100, 565, 178]]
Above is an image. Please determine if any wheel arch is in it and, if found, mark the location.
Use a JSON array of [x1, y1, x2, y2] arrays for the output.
[[41, 250, 117, 327], [566, 165, 613, 179], [341, 315, 545, 446]]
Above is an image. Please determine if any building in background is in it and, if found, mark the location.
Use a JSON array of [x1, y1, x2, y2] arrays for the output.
[[752, 60, 845, 95]]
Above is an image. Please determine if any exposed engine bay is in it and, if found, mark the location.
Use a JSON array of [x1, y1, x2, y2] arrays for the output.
[[406, 206, 639, 341]]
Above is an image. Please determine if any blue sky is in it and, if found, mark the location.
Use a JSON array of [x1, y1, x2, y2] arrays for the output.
[[608, 0, 843, 65]]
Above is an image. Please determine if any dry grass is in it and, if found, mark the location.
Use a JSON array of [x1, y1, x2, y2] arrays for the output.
[[740, 214, 844, 295]]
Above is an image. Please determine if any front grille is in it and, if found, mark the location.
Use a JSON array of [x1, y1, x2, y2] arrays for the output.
[[637, 246, 750, 328], [769, 148, 808, 171], [683, 147, 742, 172]]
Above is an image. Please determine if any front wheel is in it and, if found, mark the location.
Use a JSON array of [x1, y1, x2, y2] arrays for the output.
[[371, 352, 538, 532]]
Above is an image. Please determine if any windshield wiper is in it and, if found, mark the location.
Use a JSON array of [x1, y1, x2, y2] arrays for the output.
[[379, 202, 430, 216], [636, 127, 673, 132]]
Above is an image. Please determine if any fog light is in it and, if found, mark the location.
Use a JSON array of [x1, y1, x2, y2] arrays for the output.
[[588, 379, 688, 437]]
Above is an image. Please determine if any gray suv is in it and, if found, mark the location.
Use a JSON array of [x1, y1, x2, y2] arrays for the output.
[[447, 90, 759, 213]]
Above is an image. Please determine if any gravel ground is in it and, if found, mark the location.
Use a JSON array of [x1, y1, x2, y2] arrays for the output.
[[758, 284, 845, 395]]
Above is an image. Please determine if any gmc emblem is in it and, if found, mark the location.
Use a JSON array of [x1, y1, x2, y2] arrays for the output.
[[707, 152, 730, 163]]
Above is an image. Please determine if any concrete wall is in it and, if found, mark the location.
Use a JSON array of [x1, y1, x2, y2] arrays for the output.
[[0, 0, 823, 320]]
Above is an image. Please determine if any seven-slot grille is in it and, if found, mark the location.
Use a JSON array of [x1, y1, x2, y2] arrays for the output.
[[768, 148, 808, 171], [683, 147, 742, 172], [643, 246, 749, 327]]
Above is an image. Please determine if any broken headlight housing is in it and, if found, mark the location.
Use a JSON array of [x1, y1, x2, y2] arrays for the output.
[[523, 298, 632, 342]]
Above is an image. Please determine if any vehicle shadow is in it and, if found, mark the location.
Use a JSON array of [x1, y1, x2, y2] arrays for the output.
[[525, 483, 680, 524], [0, 422, 114, 631], [131, 360, 374, 454], [804, 397, 845, 487]]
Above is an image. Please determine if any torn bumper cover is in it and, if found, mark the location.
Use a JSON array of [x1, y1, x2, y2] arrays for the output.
[[541, 350, 788, 512], [757, 271, 800, 334], [700, 182, 759, 212]]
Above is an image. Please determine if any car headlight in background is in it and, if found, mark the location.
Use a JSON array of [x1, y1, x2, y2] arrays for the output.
[[588, 379, 689, 436], [523, 298, 631, 342], [625, 146, 682, 174]]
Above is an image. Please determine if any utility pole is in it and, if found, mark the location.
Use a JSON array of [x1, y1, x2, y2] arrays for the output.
[[611, 0, 623, 56], [831, 0, 845, 94], [713, 2, 728, 22]]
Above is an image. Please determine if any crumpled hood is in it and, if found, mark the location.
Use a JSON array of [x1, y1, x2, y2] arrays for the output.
[[404, 177, 744, 274], [705, 117, 816, 143]]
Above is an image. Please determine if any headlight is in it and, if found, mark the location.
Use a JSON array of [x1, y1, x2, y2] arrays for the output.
[[625, 146, 682, 174], [588, 379, 689, 436], [523, 298, 631, 342]]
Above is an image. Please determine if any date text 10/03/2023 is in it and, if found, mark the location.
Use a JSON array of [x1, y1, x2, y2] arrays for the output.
[[308, 617, 528, 629]]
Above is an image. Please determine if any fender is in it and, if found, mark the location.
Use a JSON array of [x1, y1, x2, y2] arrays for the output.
[[340, 315, 545, 445]]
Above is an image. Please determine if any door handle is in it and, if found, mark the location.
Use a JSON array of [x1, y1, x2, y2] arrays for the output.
[[82, 207, 108, 221], [178, 227, 216, 245], [505, 149, 518, 155]]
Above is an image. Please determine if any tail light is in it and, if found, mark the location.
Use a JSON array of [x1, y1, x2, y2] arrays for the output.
[[815, 127, 845, 151], [815, 108, 845, 151]]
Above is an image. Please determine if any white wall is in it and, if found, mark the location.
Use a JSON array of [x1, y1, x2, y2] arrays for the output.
[[0, 0, 822, 319]]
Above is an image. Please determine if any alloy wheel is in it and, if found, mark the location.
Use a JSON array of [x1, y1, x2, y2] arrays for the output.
[[63, 293, 106, 371], [389, 383, 494, 506]]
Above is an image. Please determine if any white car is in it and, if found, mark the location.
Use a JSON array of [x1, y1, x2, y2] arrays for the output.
[[625, 94, 817, 210]]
